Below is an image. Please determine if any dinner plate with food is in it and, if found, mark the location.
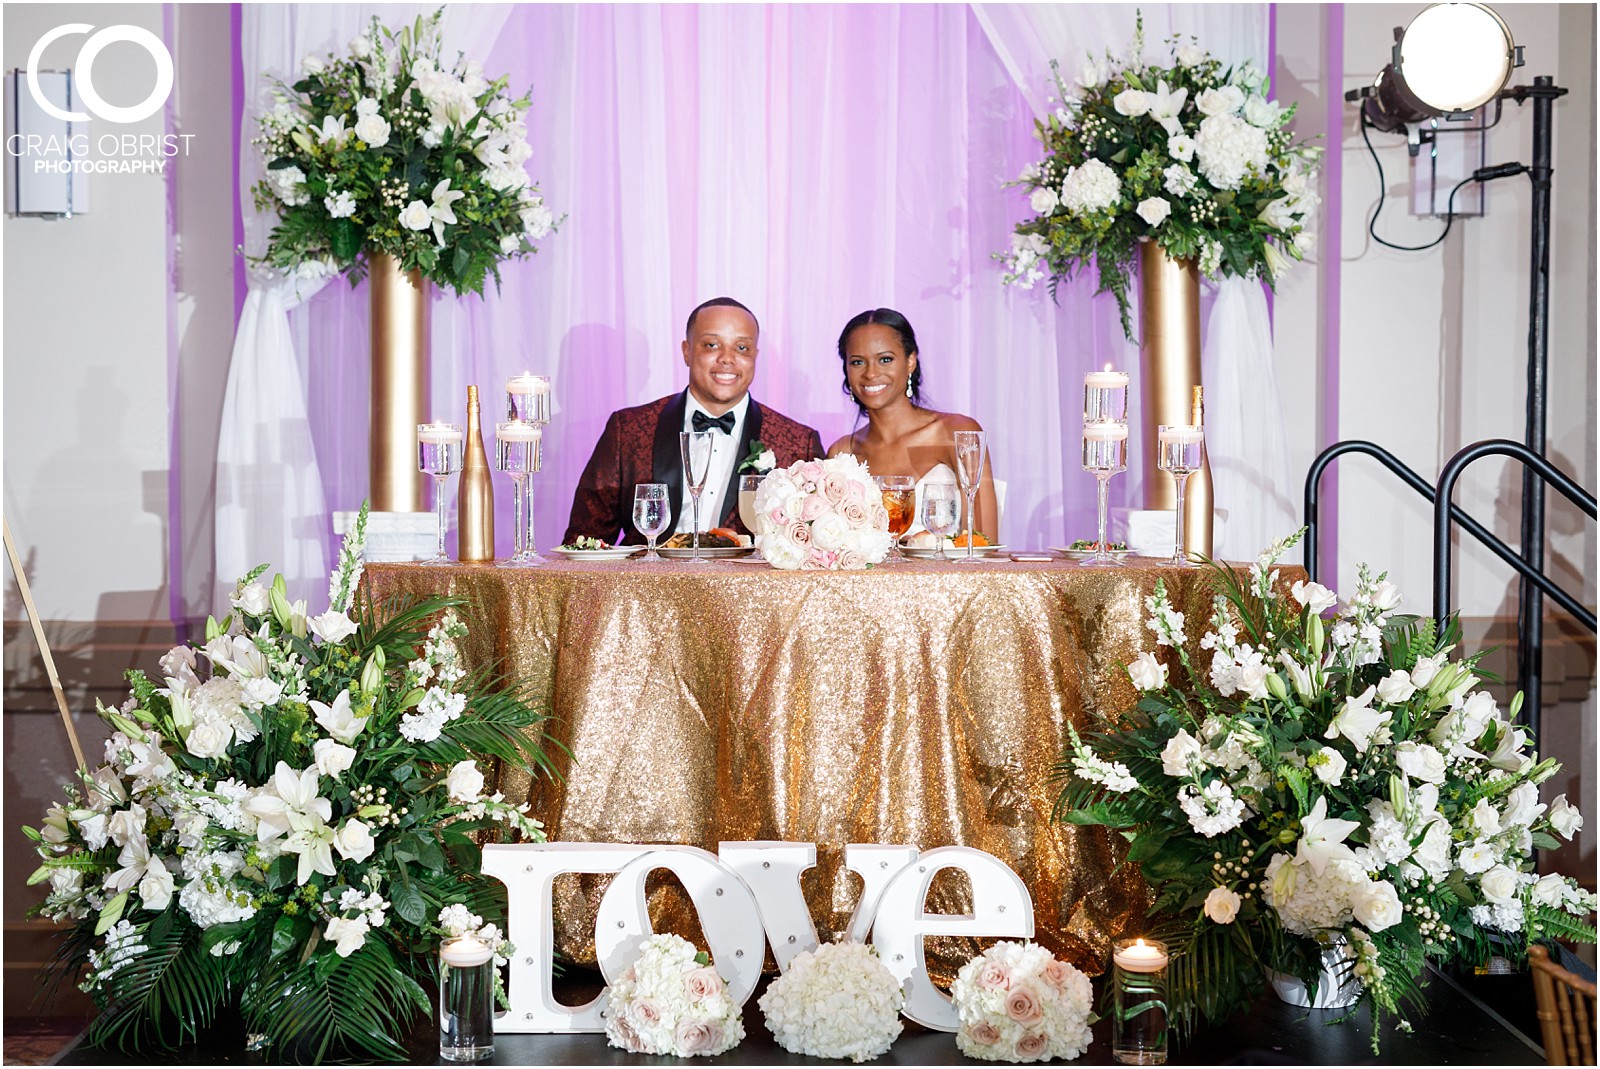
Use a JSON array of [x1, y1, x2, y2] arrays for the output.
[[899, 531, 1008, 559], [655, 529, 755, 559], [1051, 539, 1133, 561], [550, 536, 641, 561]]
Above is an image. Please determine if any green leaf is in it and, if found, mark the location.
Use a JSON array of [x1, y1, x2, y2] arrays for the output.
[[391, 880, 427, 926], [331, 217, 361, 261], [270, 913, 307, 961], [1531, 831, 1561, 851]]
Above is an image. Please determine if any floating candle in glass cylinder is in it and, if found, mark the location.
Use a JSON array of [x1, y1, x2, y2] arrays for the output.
[[1081, 420, 1129, 472], [505, 372, 551, 423], [438, 935, 496, 1062], [1112, 937, 1169, 1065], [1084, 367, 1130, 423]]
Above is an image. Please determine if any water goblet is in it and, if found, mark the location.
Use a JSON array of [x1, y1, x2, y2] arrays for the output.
[[679, 430, 715, 564], [874, 474, 916, 563], [738, 474, 767, 560], [1080, 422, 1128, 567], [953, 430, 987, 563], [417, 422, 463, 565], [496, 421, 543, 566], [921, 481, 961, 561], [633, 483, 671, 561], [1157, 425, 1205, 567]]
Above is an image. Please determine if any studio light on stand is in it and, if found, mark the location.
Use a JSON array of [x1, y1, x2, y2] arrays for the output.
[[1345, 2, 1571, 740]]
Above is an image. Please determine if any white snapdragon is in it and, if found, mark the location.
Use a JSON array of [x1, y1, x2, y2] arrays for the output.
[[324, 190, 357, 219], [1178, 780, 1246, 837]]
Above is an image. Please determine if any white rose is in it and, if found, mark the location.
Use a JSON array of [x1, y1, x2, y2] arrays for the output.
[[312, 738, 356, 778], [333, 818, 376, 863], [1311, 745, 1347, 786], [1029, 186, 1060, 215], [1290, 580, 1337, 615], [1479, 864, 1518, 905], [1531, 873, 1569, 908], [325, 915, 370, 957], [1203, 885, 1241, 924], [1547, 795, 1584, 839], [1113, 89, 1150, 117], [1457, 840, 1496, 874], [1376, 670, 1417, 705], [185, 719, 233, 759], [1175, 44, 1207, 67], [1159, 729, 1202, 778], [308, 610, 358, 645], [1409, 652, 1447, 687], [810, 512, 850, 552], [302, 54, 326, 76], [755, 449, 776, 472], [447, 760, 485, 804], [1243, 96, 1282, 127], [398, 200, 432, 231], [243, 677, 284, 708], [1470, 797, 1502, 836], [232, 582, 270, 616], [1129, 651, 1169, 692], [1394, 741, 1445, 784], [139, 858, 175, 911], [354, 112, 390, 148], [1135, 196, 1171, 227], [107, 805, 147, 849], [1196, 85, 1245, 115], [1352, 879, 1403, 931]]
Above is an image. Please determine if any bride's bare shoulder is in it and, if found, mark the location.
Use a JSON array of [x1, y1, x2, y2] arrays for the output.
[[826, 431, 860, 457], [934, 411, 983, 434]]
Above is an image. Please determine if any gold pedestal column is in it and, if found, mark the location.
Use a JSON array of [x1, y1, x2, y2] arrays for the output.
[[1138, 243, 1213, 559], [369, 251, 430, 512]]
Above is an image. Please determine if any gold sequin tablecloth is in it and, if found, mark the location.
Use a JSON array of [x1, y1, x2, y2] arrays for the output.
[[364, 557, 1279, 977]]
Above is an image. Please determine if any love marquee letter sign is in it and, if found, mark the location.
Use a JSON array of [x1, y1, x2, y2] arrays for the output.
[[481, 840, 1036, 1034]]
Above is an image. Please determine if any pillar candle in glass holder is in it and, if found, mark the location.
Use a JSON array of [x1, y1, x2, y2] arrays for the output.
[[506, 373, 551, 424], [1081, 421, 1129, 473], [1084, 367, 1129, 423], [1112, 937, 1169, 1065], [439, 935, 496, 1062]]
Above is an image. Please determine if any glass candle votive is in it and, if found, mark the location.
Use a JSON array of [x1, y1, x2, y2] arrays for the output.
[[1156, 424, 1204, 474], [1084, 368, 1130, 423], [418, 422, 465, 476], [439, 936, 496, 1062], [496, 420, 543, 475], [1112, 937, 1169, 1065], [1082, 421, 1129, 473], [506, 373, 551, 424]]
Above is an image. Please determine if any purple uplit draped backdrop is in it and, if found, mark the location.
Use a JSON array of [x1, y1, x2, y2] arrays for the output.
[[219, 4, 1270, 607]]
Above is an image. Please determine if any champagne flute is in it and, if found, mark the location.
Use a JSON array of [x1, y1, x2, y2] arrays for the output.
[[921, 481, 961, 561], [417, 422, 463, 565], [1081, 421, 1128, 567], [633, 483, 670, 561], [496, 421, 542, 566], [1158, 425, 1205, 567], [953, 430, 987, 563], [738, 474, 766, 561], [679, 430, 715, 564], [874, 474, 916, 563]]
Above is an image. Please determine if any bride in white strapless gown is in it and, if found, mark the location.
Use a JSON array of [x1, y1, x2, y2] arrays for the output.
[[825, 308, 999, 543]]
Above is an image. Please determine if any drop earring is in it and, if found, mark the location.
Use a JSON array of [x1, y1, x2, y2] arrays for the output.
[[905, 380, 913, 398]]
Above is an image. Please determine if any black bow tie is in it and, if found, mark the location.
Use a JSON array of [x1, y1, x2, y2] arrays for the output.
[[692, 410, 736, 435]]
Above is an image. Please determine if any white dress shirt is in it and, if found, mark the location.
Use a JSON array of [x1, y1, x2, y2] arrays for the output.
[[678, 391, 750, 531]]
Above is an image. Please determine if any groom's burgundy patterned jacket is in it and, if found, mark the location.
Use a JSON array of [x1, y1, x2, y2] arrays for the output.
[[563, 389, 825, 545]]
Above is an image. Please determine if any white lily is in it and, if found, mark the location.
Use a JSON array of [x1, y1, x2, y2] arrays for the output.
[[104, 838, 175, 910], [283, 823, 338, 884], [428, 179, 466, 245], [1294, 796, 1360, 876], [1145, 79, 1188, 134], [310, 690, 369, 743], [315, 113, 349, 146], [1324, 685, 1389, 752], [245, 761, 333, 842]]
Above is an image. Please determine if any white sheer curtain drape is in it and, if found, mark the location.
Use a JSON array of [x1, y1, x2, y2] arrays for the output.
[[971, 4, 1295, 561]]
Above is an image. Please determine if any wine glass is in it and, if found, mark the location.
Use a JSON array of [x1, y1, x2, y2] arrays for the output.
[[1080, 422, 1129, 567], [874, 474, 916, 563], [417, 422, 463, 565], [921, 481, 961, 561], [739, 474, 766, 560], [679, 430, 715, 564], [633, 483, 670, 561], [953, 431, 987, 563], [1158, 425, 1205, 567], [496, 421, 543, 566]]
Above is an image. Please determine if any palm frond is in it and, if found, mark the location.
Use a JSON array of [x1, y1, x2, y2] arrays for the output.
[[245, 939, 427, 1063], [86, 916, 227, 1053]]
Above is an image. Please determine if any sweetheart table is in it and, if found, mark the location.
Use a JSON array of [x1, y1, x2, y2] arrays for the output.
[[363, 556, 1299, 979]]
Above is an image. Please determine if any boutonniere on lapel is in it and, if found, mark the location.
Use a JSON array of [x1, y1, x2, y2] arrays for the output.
[[739, 440, 776, 474]]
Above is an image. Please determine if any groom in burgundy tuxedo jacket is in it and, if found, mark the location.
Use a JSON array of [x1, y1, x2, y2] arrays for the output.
[[564, 297, 825, 545]]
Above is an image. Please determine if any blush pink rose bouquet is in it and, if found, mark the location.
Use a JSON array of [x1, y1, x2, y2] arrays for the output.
[[951, 941, 1094, 1062], [751, 454, 893, 571], [602, 933, 744, 1057]]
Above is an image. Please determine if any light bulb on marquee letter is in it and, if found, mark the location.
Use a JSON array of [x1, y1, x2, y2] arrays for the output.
[[870, 846, 1035, 1031]]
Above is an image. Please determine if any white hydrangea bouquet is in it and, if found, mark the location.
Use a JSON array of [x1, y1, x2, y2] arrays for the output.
[[751, 454, 893, 571], [24, 504, 556, 1063], [951, 941, 1095, 1062], [758, 941, 904, 1062], [998, 15, 1320, 338], [252, 11, 559, 294], [602, 933, 744, 1057], [1057, 530, 1595, 1049]]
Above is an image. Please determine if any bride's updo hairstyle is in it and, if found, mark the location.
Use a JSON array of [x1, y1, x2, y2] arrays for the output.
[[837, 307, 924, 414]]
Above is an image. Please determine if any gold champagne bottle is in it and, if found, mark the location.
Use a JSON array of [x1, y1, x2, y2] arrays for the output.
[[458, 385, 495, 561], [1192, 385, 1204, 427]]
